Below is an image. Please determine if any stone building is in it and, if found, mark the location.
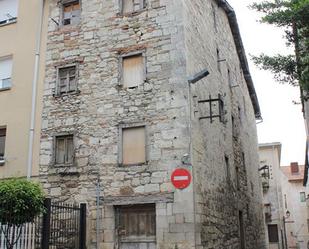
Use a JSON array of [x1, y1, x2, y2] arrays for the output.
[[39, 0, 266, 248]]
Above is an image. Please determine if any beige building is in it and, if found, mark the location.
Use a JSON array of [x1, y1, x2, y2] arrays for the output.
[[0, 0, 48, 179], [259, 142, 286, 249], [281, 163, 309, 249], [259, 143, 309, 249]]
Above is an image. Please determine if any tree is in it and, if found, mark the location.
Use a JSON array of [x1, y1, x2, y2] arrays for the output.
[[250, 0, 309, 97], [0, 178, 45, 249]]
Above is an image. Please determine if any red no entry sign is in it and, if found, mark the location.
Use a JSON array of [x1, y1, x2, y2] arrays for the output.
[[171, 168, 192, 189]]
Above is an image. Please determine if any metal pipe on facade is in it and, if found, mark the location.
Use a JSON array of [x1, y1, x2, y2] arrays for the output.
[[27, 0, 45, 179]]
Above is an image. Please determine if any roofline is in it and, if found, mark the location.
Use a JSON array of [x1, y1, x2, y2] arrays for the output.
[[216, 0, 262, 119], [258, 142, 282, 148], [258, 142, 282, 166]]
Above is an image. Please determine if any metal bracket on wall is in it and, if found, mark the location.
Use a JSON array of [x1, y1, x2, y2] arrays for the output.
[[198, 94, 226, 123]]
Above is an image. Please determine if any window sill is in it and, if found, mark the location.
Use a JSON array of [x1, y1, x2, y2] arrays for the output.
[[120, 236, 156, 243], [53, 164, 79, 176], [0, 87, 12, 92], [53, 90, 80, 98], [118, 162, 148, 168], [0, 19, 17, 28], [118, 8, 147, 17]]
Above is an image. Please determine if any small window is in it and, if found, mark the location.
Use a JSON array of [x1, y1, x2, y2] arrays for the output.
[[225, 155, 230, 180], [211, 3, 217, 32], [116, 204, 156, 241], [121, 0, 145, 14], [0, 128, 6, 158], [239, 211, 245, 249], [122, 126, 146, 165], [300, 192, 306, 202], [216, 48, 221, 73], [62, 0, 81, 26], [121, 54, 144, 88], [55, 135, 74, 165], [268, 224, 279, 243], [0, 56, 12, 90], [57, 66, 77, 95], [0, 0, 18, 25], [228, 69, 232, 87]]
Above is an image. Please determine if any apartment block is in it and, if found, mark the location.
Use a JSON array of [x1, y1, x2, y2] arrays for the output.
[[39, 0, 266, 248], [0, 0, 48, 178]]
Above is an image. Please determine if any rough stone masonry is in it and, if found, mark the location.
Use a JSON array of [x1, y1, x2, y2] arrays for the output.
[[39, 0, 266, 248]]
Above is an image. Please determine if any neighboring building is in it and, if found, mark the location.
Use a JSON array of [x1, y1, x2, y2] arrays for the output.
[[259, 142, 286, 249], [259, 142, 309, 249], [0, 0, 48, 179], [39, 0, 266, 249], [281, 162, 309, 249]]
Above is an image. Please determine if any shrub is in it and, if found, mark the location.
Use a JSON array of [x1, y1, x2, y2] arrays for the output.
[[0, 178, 45, 225]]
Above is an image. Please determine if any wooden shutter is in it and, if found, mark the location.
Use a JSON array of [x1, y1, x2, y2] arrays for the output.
[[118, 204, 156, 240], [122, 55, 144, 88], [66, 136, 74, 164], [122, 127, 146, 165], [122, 0, 134, 13], [56, 137, 66, 164], [268, 224, 279, 243]]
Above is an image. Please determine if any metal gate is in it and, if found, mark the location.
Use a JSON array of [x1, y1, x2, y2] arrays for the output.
[[0, 198, 86, 249]]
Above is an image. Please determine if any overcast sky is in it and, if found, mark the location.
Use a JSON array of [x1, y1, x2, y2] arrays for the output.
[[227, 0, 306, 166]]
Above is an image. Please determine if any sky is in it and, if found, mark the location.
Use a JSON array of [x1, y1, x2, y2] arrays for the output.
[[227, 0, 306, 166]]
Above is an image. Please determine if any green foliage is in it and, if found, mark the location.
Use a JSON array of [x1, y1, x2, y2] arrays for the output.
[[0, 179, 45, 225], [250, 0, 309, 94]]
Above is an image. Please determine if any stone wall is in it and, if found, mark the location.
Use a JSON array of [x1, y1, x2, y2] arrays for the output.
[[39, 0, 265, 249], [183, 0, 266, 248]]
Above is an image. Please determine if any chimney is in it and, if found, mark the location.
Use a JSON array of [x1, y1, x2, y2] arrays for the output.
[[290, 162, 299, 174]]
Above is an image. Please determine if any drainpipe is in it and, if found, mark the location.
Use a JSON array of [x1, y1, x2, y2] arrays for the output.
[[27, 0, 45, 179]]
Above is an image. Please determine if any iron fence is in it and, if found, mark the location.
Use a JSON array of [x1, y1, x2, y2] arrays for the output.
[[0, 198, 86, 249]]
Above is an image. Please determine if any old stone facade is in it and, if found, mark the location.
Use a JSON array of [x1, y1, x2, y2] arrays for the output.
[[39, 0, 266, 249]]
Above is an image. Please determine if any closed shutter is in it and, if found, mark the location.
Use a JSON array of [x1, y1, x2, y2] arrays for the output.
[[122, 55, 144, 88], [122, 127, 146, 165]]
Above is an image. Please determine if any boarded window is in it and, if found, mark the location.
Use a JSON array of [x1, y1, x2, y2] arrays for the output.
[[122, 126, 146, 165], [58, 66, 77, 94], [268, 224, 279, 243], [116, 204, 156, 241], [122, 0, 144, 14], [63, 0, 81, 25], [0, 56, 12, 89], [122, 54, 144, 88], [0, 0, 18, 24], [55, 135, 74, 165], [0, 128, 6, 157]]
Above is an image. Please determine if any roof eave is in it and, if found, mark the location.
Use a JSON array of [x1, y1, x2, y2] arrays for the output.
[[216, 0, 262, 120]]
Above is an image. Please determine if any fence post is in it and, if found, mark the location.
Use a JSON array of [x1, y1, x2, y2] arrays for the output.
[[79, 203, 87, 249], [41, 198, 51, 249]]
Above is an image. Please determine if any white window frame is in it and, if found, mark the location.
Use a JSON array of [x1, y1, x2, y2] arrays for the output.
[[0, 55, 13, 90], [0, 0, 18, 26], [119, 51, 146, 88], [56, 64, 78, 95], [118, 123, 148, 166]]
